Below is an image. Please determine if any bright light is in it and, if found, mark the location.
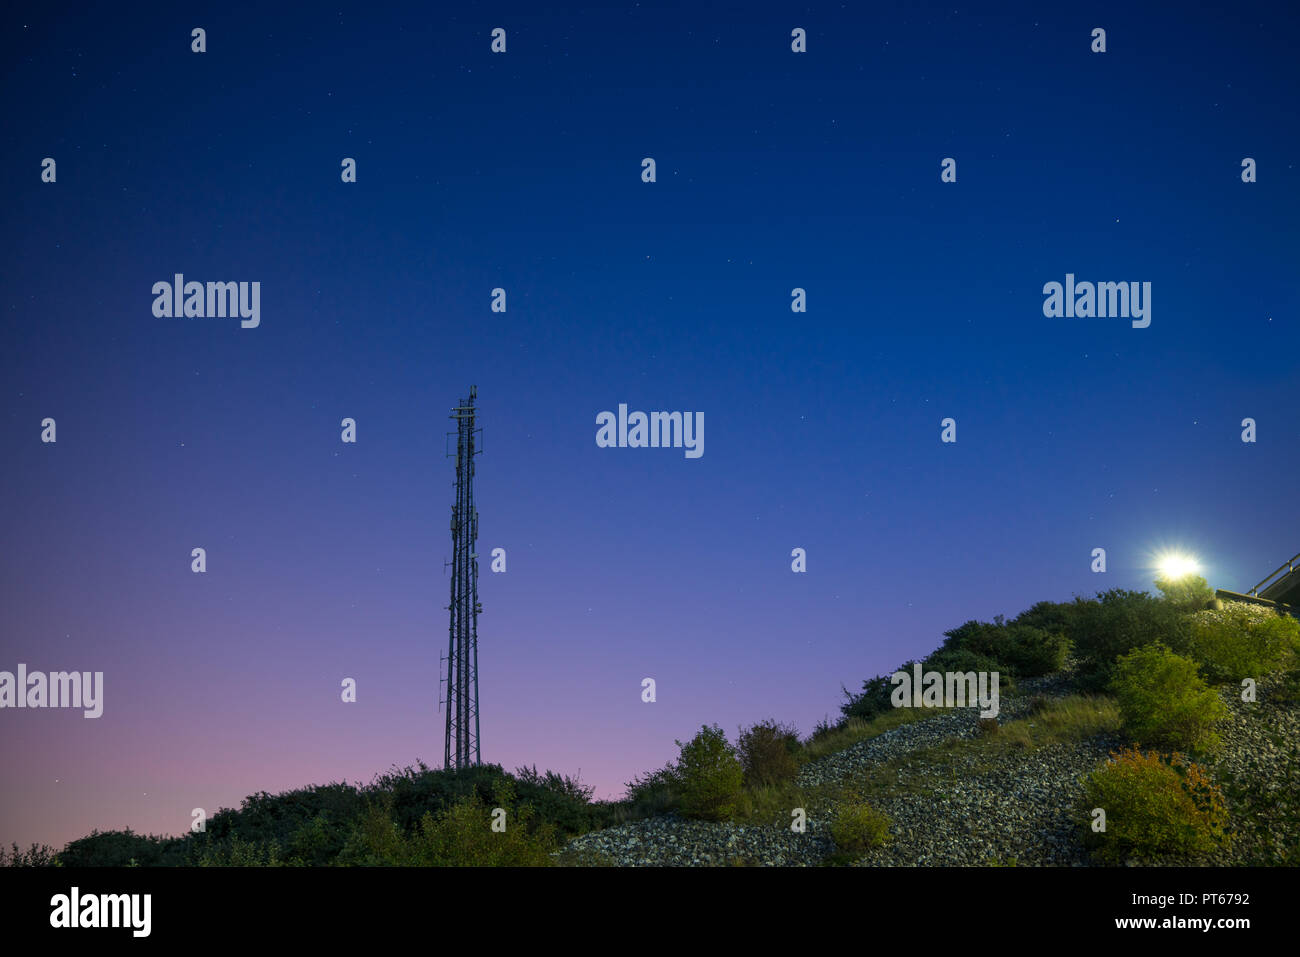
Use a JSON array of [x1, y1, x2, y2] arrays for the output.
[[1158, 553, 1200, 580]]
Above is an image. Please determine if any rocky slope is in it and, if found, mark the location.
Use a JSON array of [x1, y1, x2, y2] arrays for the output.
[[559, 668, 1299, 866]]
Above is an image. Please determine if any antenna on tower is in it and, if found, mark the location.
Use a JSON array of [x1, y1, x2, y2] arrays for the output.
[[444, 385, 482, 769]]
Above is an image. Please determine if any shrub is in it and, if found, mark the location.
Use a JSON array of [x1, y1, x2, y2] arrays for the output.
[[1002, 625, 1071, 676], [831, 800, 892, 854], [1070, 589, 1193, 688], [1080, 747, 1229, 862], [58, 829, 188, 867], [192, 781, 365, 864], [365, 762, 603, 840], [337, 784, 557, 866], [412, 794, 557, 866], [1154, 574, 1215, 610], [922, 646, 1004, 680], [810, 715, 845, 742], [1110, 643, 1226, 752], [1185, 603, 1298, 684], [674, 725, 744, 821], [1013, 598, 1089, 642], [0, 843, 60, 867], [196, 835, 285, 867], [929, 620, 1068, 678], [842, 617, 1055, 721], [623, 764, 682, 818], [842, 668, 910, 722], [736, 720, 801, 788]]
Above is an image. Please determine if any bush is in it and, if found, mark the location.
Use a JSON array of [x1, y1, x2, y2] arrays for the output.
[[1002, 624, 1071, 676], [363, 762, 605, 841], [1070, 589, 1193, 688], [841, 614, 1065, 721], [736, 720, 801, 789], [929, 620, 1068, 678], [1110, 643, 1226, 752], [1185, 603, 1299, 684], [0, 843, 59, 867], [1013, 599, 1088, 641], [412, 795, 556, 866], [842, 668, 910, 722], [674, 725, 744, 821], [196, 835, 285, 867], [831, 800, 892, 854], [1080, 747, 1229, 862], [922, 646, 1004, 680], [58, 829, 188, 867], [1154, 574, 1215, 610], [337, 783, 557, 866], [623, 764, 683, 818], [810, 715, 845, 742]]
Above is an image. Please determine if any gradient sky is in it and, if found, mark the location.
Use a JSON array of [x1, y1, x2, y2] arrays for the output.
[[2, 1, 1298, 851]]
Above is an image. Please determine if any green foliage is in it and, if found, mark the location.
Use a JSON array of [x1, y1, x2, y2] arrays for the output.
[[195, 835, 285, 867], [0, 842, 60, 867], [1154, 574, 1215, 610], [283, 814, 336, 866], [623, 764, 684, 818], [843, 613, 1070, 722], [1185, 603, 1298, 684], [841, 668, 908, 722], [922, 645, 1005, 679], [830, 799, 892, 854], [1012, 598, 1088, 640], [56, 762, 605, 867], [674, 725, 744, 821], [1001, 625, 1071, 676], [1069, 589, 1193, 688], [336, 783, 558, 866], [58, 829, 189, 867], [931, 620, 1069, 678], [1019, 694, 1122, 742], [191, 781, 364, 866], [736, 719, 801, 789], [1110, 643, 1226, 753], [1080, 747, 1230, 862], [366, 762, 605, 840]]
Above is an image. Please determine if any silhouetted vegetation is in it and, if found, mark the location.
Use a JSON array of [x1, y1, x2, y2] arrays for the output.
[[22, 578, 1298, 867], [736, 719, 801, 789], [0, 842, 60, 867], [19, 762, 612, 867]]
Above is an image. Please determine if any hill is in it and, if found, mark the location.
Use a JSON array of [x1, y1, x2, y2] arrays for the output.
[[6, 582, 1298, 867]]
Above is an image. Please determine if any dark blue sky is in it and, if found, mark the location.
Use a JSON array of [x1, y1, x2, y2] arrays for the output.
[[2, 1, 1297, 849]]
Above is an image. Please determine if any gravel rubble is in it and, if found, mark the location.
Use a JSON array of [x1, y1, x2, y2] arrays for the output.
[[558, 665, 1299, 866]]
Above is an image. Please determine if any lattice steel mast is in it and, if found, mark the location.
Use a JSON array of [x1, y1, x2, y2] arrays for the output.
[[443, 386, 482, 769]]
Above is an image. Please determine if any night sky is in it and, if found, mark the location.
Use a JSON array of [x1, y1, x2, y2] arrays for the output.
[[2, 1, 1297, 851]]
